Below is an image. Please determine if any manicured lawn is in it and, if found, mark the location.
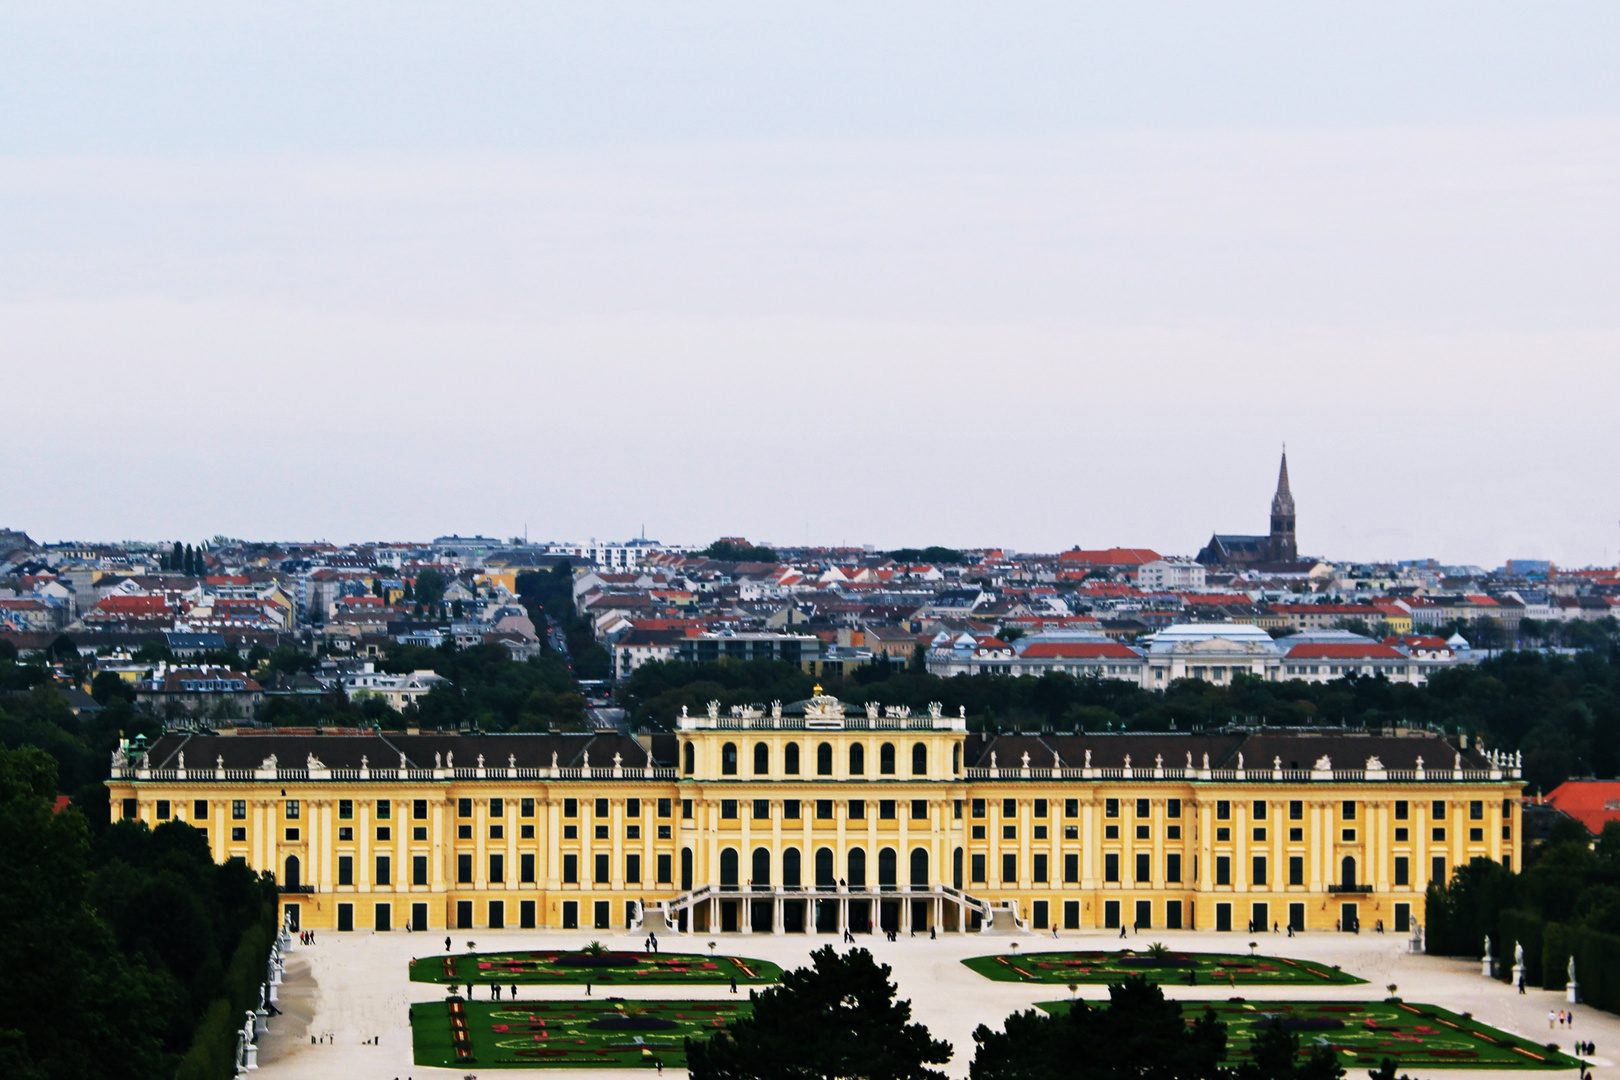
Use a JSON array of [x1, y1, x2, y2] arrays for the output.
[[411, 948, 782, 986], [959, 952, 1367, 984], [1036, 999, 1583, 1070], [412, 997, 749, 1069], [963, 949, 1363, 985]]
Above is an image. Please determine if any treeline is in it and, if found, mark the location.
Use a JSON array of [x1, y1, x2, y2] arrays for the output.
[[0, 745, 280, 1079], [515, 566, 611, 680], [1426, 821, 1620, 1014], [622, 647, 1620, 792]]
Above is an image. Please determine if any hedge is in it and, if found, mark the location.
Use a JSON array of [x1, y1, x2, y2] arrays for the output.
[[1497, 908, 1544, 987], [174, 895, 279, 1080], [1542, 923, 1620, 1012]]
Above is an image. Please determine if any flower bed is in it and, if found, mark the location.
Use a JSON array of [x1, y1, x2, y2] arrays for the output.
[[412, 998, 750, 1069], [412, 949, 782, 986], [963, 950, 1364, 985], [1034, 1000, 1584, 1069]]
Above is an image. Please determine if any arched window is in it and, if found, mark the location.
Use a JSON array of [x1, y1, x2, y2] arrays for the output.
[[815, 847, 836, 888], [952, 744, 961, 773], [912, 743, 928, 776], [878, 848, 897, 888], [785, 742, 801, 775], [721, 742, 738, 776], [283, 854, 301, 890], [753, 742, 770, 775], [752, 847, 772, 887], [681, 847, 694, 890], [1341, 855, 1357, 889], [848, 848, 867, 888], [849, 743, 865, 775], [817, 742, 833, 776], [783, 847, 802, 888], [683, 742, 695, 775], [953, 847, 964, 889], [879, 743, 896, 775], [720, 848, 739, 889], [910, 848, 929, 888]]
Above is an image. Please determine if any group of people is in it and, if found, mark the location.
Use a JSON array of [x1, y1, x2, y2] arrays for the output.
[[1550, 1009, 1578, 1029], [643, 932, 660, 952], [1574, 1040, 1596, 1056], [298, 930, 316, 945]]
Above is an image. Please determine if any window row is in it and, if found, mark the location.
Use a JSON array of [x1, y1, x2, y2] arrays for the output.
[[696, 741, 950, 777]]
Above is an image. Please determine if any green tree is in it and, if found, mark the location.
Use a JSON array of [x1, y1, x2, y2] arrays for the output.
[[687, 946, 950, 1080], [970, 975, 1226, 1080], [702, 539, 779, 563], [1236, 1020, 1344, 1080], [414, 568, 448, 609]]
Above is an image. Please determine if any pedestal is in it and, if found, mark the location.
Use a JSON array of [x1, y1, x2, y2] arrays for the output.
[[1512, 963, 1525, 988], [1482, 956, 1494, 977], [1567, 980, 1580, 1004], [254, 1007, 268, 1037]]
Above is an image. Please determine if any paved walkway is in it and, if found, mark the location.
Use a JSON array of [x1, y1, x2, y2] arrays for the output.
[[256, 927, 1610, 1080]]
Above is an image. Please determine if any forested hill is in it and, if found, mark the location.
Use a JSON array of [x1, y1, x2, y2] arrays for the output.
[[621, 648, 1620, 794]]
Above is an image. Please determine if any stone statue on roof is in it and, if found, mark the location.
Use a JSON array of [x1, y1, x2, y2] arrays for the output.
[[306, 753, 324, 770], [1022, 751, 1030, 769], [509, 753, 516, 770], [446, 751, 454, 768]]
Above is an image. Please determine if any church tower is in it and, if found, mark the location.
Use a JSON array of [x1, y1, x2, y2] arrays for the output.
[[1268, 447, 1297, 562]]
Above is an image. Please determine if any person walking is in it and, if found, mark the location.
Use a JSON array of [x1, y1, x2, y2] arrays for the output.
[[445, 936, 451, 953], [1118, 924, 1126, 939], [730, 975, 738, 994], [586, 981, 592, 996]]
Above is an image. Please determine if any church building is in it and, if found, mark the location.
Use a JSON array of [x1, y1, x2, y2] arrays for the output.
[[1197, 449, 1300, 568]]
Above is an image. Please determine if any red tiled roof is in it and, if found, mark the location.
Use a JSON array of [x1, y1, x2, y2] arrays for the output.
[[1285, 643, 1407, 660], [1019, 642, 1141, 660], [1059, 547, 1162, 566], [1384, 635, 1448, 649], [1543, 780, 1620, 836]]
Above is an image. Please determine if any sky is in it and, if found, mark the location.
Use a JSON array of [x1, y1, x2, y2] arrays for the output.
[[3, 3, 1620, 565]]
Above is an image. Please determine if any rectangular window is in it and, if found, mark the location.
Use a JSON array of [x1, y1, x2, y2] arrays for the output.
[[657, 853, 672, 884], [721, 800, 738, 819], [457, 798, 472, 818], [521, 900, 536, 929], [1253, 800, 1266, 820], [376, 799, 391, 820], [156, 800, 171, 820], [1033, 854, 1048, 882], [1342, 829, 1356, 842], [627, 798, 641, 817], [657, 798, 671, 818], [1252, 855, 1267, 886], [285, 800, 300, 819], [1215, 855, 1231, 886], [1032, 900, 1049, 929], [816, 800, 833, 820], [490, 824, 505, 840], [1289, 856, 1303, 885], [1135, 853, 1150, 882], [564, 798, 578, 817], [231, 799, 246, 820], [520, 824, 534, 839], [339, 800, 358, 821], [1003, 798, 1016, 817], [488, 854, 505, 884], [408, 799, 425, 820], [1394, 856, 1409, 886], [285, 828, 299, 841], [848, 800, 865, 820], [754, 799, 770, 820], [1064, 853, 1079, 883], [1135, 824, 1150, 840], [1394, 800, 1409, 820], [1433, 827, 1446, 841], [784, 799, 801, 820], [971, 853, 986, 883], [954, 800, 963, 819], [231, 828, 245, 842], [1065, 798, 1079, 818], [122, 798, 137, 820], [1216, 800, 1230, 820], [337, 903, 353, 932], [457, 854, 473, 884], [562, 900, 578, 929], [1470, 800, 1483, 820], [1167, 798, 1181, 818], [912, 799, 928, 820], [682, 799, 693, 819], [192, 800, 208, 819], [1166, 900, 1183, 930], [489, 797, 504, 817], [489, 901, 505, 929], [375, 855, 391, 885], [594, 853, 610, 883], [520, 797, 534, 817], [413, 855, 428, 886], [626, 825, 640, 839], [1104, 853, 1119, 882], [1432, 855, 1446, 883], [972, 798, 986, 818], [1432, 800, 1446, 819], [1135, 798, 1149, 817], [1341, 801, 1356, 820], [1064, 899, 1081, 929], [879, 800, 896, 820], [1166, 853, 1182, 883], [1003, 825, 1017, 840], [1034, 798, 1048, 818], [520, 852, 535, 883], [1394, 902, 1410, 933], [1105, 798, 1119, 818], [1104, 899, 1120, 929], [1289, 800, 1302, 820], [626, 854, 641, 884], [338, 856, 354, 886], [1254, 827, 1266, 841], [1470, 828, 1484, 842], [595, 798, 609, 817], [563, 853, 578, 884], [1002, 853, 1017, 883]]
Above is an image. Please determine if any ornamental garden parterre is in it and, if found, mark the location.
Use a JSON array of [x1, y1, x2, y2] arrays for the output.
[[964, 947, 1363, 985], [411, 943, 782, 986]]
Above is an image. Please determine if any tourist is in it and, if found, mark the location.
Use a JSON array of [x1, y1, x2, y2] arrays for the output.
[[730, 975, 738, 994], [1118, 924, 1126, 939], [931, 926, 937, 940], [1518, 974, 1526, 994], [1287, 924, 1294, 938], [510, 984, 519, 999], [445, 936, 451, 952], [1550, 1011, 1557, 1029], [651, 932, 659, 953], [586, 982, 592, 996]]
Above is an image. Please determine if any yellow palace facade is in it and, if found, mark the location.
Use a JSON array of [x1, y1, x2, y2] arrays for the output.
[[106, 692, 1522, 938]]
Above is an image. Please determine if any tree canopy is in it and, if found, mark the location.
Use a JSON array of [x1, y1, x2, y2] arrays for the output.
[[888, 546, 967, 564], [702, 539, 780, 563], [686, 946, 950, 1080]]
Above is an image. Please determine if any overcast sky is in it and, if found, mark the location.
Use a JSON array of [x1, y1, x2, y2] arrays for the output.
[[4, 4, 1619, 565]]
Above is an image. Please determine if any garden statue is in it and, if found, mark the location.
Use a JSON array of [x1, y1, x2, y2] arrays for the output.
[[1482, 936, 1494, 977], [1568, 955, 1580, 1004], [447, 750, 454, 768]]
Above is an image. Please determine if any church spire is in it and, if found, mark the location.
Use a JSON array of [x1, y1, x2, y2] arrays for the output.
[[1272, 445, 1294, 515], [1269, 444, 1296, 562]]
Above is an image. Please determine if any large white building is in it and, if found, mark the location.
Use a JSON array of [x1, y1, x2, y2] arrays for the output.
[[1136, 559, 1207, 591]]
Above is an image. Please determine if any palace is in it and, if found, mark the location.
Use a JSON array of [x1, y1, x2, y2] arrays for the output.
[[107, 692, 1522, 938]]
